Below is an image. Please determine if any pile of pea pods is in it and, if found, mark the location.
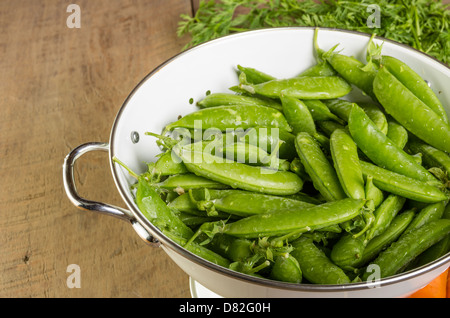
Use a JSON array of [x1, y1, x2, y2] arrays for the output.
[[117, 30, 450, 285]]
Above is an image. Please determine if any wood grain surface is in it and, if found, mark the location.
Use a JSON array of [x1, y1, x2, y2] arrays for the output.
[[1, 0, 449, 298]]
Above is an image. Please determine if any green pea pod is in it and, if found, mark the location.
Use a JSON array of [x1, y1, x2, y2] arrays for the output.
[[209, 191, 315, 217], [349, 104, 436, 183], [280, 95, 316, 135], [153, 151, 188, 176], [196, 92, 282, 111], [238, 127, 297, 161], [168, 189, 237, 215], [324, 50, 378, 101], [297, 61, 337, 77], [330, 233, 366, 271], [365, 175, 384, 209], [302, 100, 345, 124], [353, 210, 416, 268], [237, 64, 276, 84], [360, 161, 447, 203], [163, 230, 231, 268], [174, 146, 303, 196], [295, 132, 347, 202], [330, 128, 365, 200], [207, 233, 253, 262], [290, 157, 309, 181], [317, 120, 346, 138], [400, 200, 447, 239], [240, 76, 352, 100], [365, 194, 406, 242], [407, 137, 450, 176], [270, 254, 302, 284], [358, 102, 388, 135], [373, 66, 450, 153], [386, 118, 408, 149], [136, 177, 194, 240], [291, 236, 351, 285], [363, 219, 450, 279], [165, 105, 292, 132], [222, 198, 365, 238], [381, 56, 448, 124], [155, 173, 229, 191]]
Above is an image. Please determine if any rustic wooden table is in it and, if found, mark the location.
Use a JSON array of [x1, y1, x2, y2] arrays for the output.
[[1, 0, 449, 298]]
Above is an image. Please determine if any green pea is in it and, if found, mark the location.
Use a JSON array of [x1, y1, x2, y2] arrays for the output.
[[363, 219, 450, 279], [240, 76, 352, 100], [360, 160, 447, 203], [295, 132, 347, 202], [222, 198, 365, 238], [381, 56, 448, 124], [270, 254, 302, 284], [373, 66, 450, 153], [291, 236, 351, 285], [330, 128, 365, 200], [348, 104, 436, 183]]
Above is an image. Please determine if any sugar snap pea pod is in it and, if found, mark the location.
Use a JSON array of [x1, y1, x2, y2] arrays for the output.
[[208, 191, 315, 217], [407, 137, 450, 176], [174, 146, 303, 196], [280, 95, 316, 136], [155, 173, 230, 191], [163, 230, 230, 268], [302, 100, 345, 124], [323, 48, 378, 101], [290, 157, 309, 181], [178, 213, 225, 227], [358, 102, 388, 135], [270, 254, 302, 284], [363, 219, 450, 279], [330, 128, 365, 200], [164, 105, 292, 132], [153, 151, 188, 176], [239, 76, 352, 100], [237, 64, 276, 84], [330, 233, 366, 271], [136, 177, 194, 240], [381, 56, 448, 124], [353, 210, 416, 268], [222, 198, 365, 238], [365, 194, 406, 242], [237, 127, 297, 161], [207, 233, 253, 262], [348, 104, 436, 183], [295, 132, 347, 201], [196, 92, 282, 111], [216, 141, 279, 167], [373, 66, 450, 153], [316, 120, 346, 138], [365, 175, 384, 209], [360, 161, 447, 203], [386, 118, 408, 149], [297, 61, 337, 77], [290, 236, 351, 285], [168, 189, 237, 215], [400, 200, 447, 239]]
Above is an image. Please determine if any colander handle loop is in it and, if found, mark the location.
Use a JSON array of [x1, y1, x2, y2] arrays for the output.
[[62, 142, 160, 247]]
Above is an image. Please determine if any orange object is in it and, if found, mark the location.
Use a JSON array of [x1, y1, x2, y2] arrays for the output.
[[409, 268, 449, 298], [447, 269, 450, 298]]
